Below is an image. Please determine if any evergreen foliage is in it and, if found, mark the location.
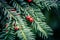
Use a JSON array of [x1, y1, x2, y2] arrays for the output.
[[0, 0, 59, 40]]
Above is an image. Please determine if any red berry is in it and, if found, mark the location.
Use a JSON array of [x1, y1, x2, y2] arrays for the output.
[[6, 30, 8, 32], [5, 24, 8, 28], [27, 0, 32, 3], [14, 26, 19, 31], [26, 16, 31, 20], [29, 17, 34, 22], [10, 9, 16, 11]]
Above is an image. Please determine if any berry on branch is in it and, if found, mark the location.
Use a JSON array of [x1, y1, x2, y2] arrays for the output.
[[14, 26, 19, 31], [27, 0, 32, 3], [9, 8, 16, 12], [5, 24, 8, 28], [10, 8, 16, 11], [6, 30, 8, 32], [29, 17, 34, 23], [26, 15, 34, 22], [26, 15, 31, 20]]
